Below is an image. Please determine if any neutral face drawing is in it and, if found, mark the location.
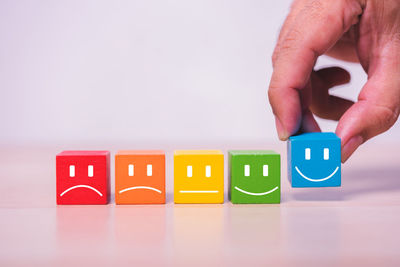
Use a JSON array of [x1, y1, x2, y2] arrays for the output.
[[178, 164, 219, 194], [174, 150, 224, 204]]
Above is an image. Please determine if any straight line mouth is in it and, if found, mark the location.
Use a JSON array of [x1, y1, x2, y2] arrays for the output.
[[179, 190, 219, 193]]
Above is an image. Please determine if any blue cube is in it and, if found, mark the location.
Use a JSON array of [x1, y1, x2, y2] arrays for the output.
[[288, 132, 341, 187]]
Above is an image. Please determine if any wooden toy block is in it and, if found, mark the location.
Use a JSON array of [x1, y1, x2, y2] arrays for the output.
[[56, 151, 110, 205], [115, 150, 165, 204], [174, 150, 224, 204], [288, 132, 341, 187], [229, 150, 280, 204]]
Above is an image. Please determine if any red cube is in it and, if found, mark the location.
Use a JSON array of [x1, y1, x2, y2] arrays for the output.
[[56, 151, 110, 205]]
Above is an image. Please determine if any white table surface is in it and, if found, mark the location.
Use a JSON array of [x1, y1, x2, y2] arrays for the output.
[[1, 142, 400, 266]]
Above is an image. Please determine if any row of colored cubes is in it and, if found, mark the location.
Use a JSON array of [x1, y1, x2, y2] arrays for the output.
[[56, 132, 341, 205], [56, 149, 281, 205]]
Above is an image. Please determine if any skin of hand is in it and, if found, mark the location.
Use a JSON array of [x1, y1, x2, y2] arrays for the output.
[[268, 0, 400, 162]]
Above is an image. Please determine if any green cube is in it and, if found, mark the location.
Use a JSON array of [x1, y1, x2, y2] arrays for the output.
[[229, 150, 281, 204]]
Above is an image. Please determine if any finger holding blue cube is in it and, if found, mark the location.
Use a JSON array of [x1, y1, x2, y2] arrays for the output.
[[288, 132, 341, 187]]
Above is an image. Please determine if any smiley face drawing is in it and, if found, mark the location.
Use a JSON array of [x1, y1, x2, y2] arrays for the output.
[[229, 150, 281, 204], [115, 150, 165, 204], [288, 132, 341, 188], [174, 150, 224, 204], [56, 151, 110, 205]]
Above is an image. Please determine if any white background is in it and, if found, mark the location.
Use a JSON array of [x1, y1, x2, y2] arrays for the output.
[[0, 0, 398, 146], [1, 3, 400, 264]]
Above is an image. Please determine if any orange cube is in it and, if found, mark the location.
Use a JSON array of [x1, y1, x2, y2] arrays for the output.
[[115, 150, 165, 204]]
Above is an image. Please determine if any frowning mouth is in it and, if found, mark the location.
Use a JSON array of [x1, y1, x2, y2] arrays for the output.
[[60, 185, 103, 197], [295, 166, 339, 182], [119, 186, 162, 194]]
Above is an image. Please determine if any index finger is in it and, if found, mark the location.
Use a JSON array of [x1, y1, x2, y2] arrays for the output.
[[268, 0, 363, 140]]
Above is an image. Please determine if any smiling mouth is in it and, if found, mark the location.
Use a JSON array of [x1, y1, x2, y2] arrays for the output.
[[234, 186, 279, 196], [119, 186, 162, 194], [295, 166, 339, 182], [60, 185, 103, 197]]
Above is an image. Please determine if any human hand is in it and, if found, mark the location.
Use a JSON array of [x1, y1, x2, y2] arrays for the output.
[[268, 0, 400, 162]]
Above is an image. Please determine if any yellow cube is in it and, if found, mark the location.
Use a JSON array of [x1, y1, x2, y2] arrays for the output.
[[174, 150, 224, 203]]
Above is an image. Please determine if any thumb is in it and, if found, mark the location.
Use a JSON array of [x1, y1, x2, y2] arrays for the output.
[[336, 75, 400, 163]]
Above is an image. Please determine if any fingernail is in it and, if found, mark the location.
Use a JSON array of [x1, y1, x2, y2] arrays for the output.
[[275, 117, 289, 140], [341, 135, 363, 163]]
